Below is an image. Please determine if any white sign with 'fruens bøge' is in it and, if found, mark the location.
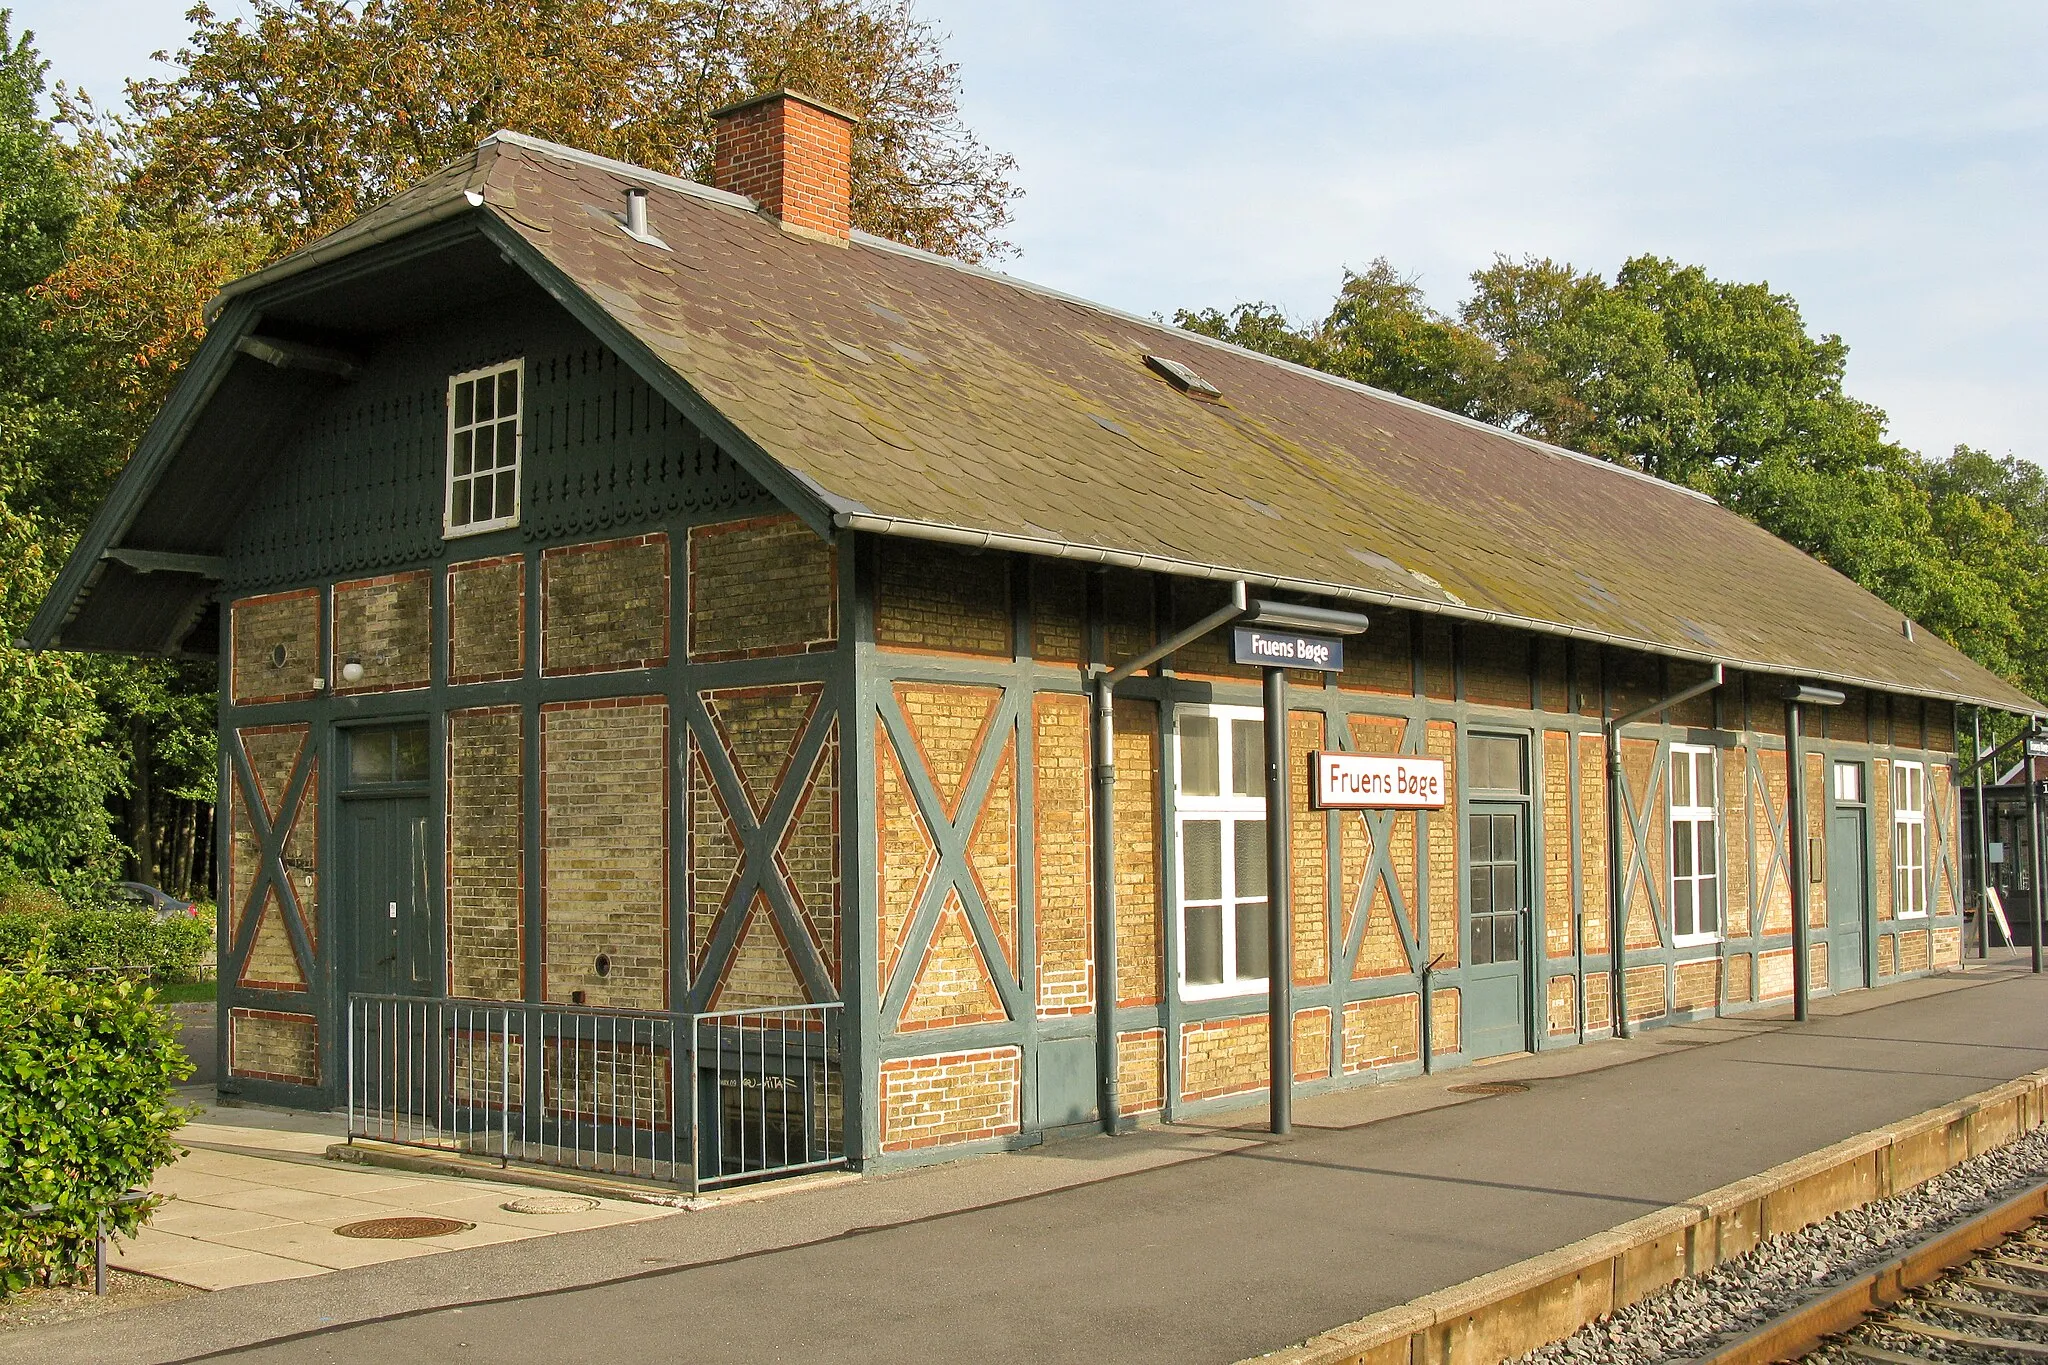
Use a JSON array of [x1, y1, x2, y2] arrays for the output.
[[1309, 751, 1448, 809]]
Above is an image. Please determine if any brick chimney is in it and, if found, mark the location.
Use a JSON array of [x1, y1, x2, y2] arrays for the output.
[[710, 90, 859, 244]]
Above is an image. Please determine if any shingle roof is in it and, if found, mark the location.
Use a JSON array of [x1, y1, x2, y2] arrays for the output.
[[91, 133, 2048, 714]]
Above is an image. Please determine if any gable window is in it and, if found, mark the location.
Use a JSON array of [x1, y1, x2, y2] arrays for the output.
[[1175, 705, 1268, 999], [1669, 744, 1720, 944], [1894, 760, 1928, 917], [446, 360, 523, 535]]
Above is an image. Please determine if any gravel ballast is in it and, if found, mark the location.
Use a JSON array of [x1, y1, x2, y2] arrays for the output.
[[1512, 1125, 2048, 1364]]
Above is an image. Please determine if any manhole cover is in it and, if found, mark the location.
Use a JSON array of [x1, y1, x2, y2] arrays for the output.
[[502, 1195, 601, 1215], [1447, 1080, 1531, 1096], [333, 1216, 474, 1240]]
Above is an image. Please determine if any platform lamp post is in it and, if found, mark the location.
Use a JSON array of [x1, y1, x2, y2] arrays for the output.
[[1783, 683, 1845, 1023], [1231, 600, 1371, 1136], [2028, 721, 2046, 975]]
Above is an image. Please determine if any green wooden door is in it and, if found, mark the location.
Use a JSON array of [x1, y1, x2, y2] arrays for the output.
[[343, 793, 433, 998], [1828, 806, 1869, 992], [1465, 804, 1529, 1058]]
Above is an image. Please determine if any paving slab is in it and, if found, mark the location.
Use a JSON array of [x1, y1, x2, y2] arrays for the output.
[[11, 964, 2048, 1365]]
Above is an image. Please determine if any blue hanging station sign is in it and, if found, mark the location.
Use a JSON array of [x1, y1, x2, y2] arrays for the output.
[[1232, 626, 1344, 672]]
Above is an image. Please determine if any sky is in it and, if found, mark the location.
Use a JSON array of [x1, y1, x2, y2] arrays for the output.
[[14, 0, 2047, 466]]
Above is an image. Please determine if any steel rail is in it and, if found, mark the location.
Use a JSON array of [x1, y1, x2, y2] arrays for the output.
[[1697, 1177, 2048, 1364]]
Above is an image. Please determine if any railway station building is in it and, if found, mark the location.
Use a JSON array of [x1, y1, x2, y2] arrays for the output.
[[30, 92, 2042, 1185]]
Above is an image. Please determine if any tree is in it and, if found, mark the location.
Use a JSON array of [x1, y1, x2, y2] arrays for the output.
[[113, 0, 1018, 261]]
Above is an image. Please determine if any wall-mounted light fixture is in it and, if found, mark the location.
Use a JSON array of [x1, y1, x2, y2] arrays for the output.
[[339, 654, 365, 685]]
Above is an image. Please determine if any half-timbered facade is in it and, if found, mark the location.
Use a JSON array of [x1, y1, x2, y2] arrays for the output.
[[32, 92, 2040, 1180]]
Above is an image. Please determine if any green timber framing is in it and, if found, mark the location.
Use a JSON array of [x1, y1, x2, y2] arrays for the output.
[[26, 109, 2045, 1179]]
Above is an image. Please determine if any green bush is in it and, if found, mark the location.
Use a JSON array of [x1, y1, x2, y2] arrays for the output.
[[0, 960, 191, 1293], [0, 899, 212, 983]]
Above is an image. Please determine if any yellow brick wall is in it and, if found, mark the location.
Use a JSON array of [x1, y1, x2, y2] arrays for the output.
[[1546, 975, 1575, 1035], [1624, 963, 1666, 1021], [1620, 739, 1661, 950], [1932, 763, 1957, 917], [229, 1009, 319, 1086], [1342, 994, 1419, 1072], [333, 570, 430, 693], [1462, 624, 1529, 708], [968, 734, 1017, 977], [449, 706, 523, 1000], [240, 890, 304, 991], [1934, 926, 1961, 965], [542, 697, 668, 1009], [1291, 710, 1328, 986], [1542, 730, 1572, 958], [1578, 733, 1609, 955], [1673, 958, 1718, 1013], [875, 539, 1009, 658], [542, 533, 669, 674], [283, 757, 319, 952], [230, 589, 322, 705], [1809, 941, 1827, 988], [1426, 721, 1459, 965], [1030, 561, 1086, 665], [710, 892, 808, 1008], [448, 554, 525, 682], [1342, 715, 1418, 981], [1115, 698, 1162, 1006], [706, 683, 824, 819], [1584, 972, 1612, 1030], [895, 682, 1002, 820], [780, 722, 841, 985], [1035, 693, 1093, 1017], [1181, 1014, 1268, 1101], [1101, 569, 1153, 665], [900, 896, 1006, 1031], [1878, 934, 1896, 977], [1725, 954, 1751, 1003], [1295, 1006, 1332, 1081], [1336, 610, 1413, 695], [688, 514, 836, 661], [1723, 745, 1750, 937], [1118, 1029, 1165, 1114], [880, 1047, 1020, 1152], [1420, 618, 1454, 701], [876, 721, 935, 989], [1537, 639, 1570, 713], [1761, 761, 1793, 933], [1430, 988, 1460, 1053], [1759, 948, 1794, 999], [1899, 928, 1930, 974], [689, 731, 744, 974]]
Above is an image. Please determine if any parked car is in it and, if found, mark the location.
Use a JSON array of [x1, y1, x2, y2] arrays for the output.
[[110, 882, 201, 921]]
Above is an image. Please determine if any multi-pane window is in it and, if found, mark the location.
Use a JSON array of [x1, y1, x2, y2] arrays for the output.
[[446, 360, 522, 535], [1669, 744, 1720, 943], [1894, 760, 1928, 917], [1466, 734, 1529, 966], [1175, 706, 1268, 999]]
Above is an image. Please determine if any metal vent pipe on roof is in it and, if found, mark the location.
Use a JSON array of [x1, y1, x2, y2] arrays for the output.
[[625, 187, 649, 239]]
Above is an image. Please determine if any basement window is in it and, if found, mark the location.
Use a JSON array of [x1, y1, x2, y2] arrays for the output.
[[1175, 705, 1269, 1000], [1669, 744, 1722, 945], [446, 360, 523, 536], [1894, 761, 1929, 917]]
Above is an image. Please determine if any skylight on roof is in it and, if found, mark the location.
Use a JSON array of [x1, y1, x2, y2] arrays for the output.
[[1144, 353, 1221, 400]]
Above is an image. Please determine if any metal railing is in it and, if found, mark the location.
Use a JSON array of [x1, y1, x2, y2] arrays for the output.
[[345, 994, 844, 1194]]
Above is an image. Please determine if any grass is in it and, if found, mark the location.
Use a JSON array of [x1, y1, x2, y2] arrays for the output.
[[152, 979, 217, 1005]]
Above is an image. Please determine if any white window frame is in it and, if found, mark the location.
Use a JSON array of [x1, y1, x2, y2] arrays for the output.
[[444, 359, 524, 537], [1173, 703, 1270, 1001], [1894, 760, 1929, 918], [1668, 743, 1722, 946]]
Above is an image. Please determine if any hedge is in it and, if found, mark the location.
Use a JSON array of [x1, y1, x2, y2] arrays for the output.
[[0, 960, 191, 1293], [0, 902, 212, 982]]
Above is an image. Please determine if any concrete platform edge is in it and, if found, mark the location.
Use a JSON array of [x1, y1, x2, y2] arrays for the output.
[[1247, 1065, 2048, 1365]]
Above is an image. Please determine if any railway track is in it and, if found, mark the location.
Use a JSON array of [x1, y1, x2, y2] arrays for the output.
[[1696, 1179, 2048, 1363]]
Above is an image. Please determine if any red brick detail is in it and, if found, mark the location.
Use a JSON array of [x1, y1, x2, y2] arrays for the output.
[[879, 1047, 1020, 1152], [711, 91, 857, 240]]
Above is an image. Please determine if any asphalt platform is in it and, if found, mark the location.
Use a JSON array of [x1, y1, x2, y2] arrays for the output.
[[14, 962, 2048, 1365]]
